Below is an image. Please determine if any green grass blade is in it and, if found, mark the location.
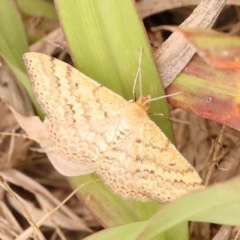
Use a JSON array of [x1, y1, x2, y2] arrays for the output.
[[18, 0, 57, 19], [54, 0, 173, 138], [84, 177, 240, 240], [138, 177, 240, 240], [2, 56, 43, 118], [0, 0, 28, 70], [0, 0, 42, 116], [84, 221, 164, 240], [54, 0, 178, 234]]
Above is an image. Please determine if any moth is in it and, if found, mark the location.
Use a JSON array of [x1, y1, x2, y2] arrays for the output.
[[13, 52, 204, 203]]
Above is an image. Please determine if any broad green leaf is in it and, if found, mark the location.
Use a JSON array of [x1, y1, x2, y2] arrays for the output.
[[84, 177, 240, 240], [54, 0, 172, 138], [18, 0, 57, 20], [54, 1, 184, 238]]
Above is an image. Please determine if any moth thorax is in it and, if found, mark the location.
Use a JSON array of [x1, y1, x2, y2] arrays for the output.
[[136, 95, 151, 111]]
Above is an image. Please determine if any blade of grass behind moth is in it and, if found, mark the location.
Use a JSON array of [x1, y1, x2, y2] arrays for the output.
[[17, 0, 58, 20], [54, 0, 175, 232], [0, 0, 42, 117], [0, 0, 28, 70]]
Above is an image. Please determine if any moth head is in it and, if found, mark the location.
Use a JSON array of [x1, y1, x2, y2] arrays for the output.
[[136, 95, 151, 111]]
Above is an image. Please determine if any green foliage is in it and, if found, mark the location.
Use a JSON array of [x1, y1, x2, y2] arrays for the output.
[[86, 177, 240, 240], [0, 0, 42, 116], [18, 0, 57, 19]]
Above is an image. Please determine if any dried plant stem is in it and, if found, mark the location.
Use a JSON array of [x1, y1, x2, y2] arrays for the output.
[[15, 180, 99, 240], [204, 125, 226, 185], [0, 176, 46, 240]]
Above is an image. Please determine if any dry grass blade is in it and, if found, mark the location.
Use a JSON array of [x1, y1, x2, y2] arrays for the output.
[[6, 193, 70, 230], [212, 225, 232, 240], [15, 180, 98, 240], [0, 169, 91, 232], [203, 126, 226, 185], [137, 0, 240, 19], [0, 232, 12, 240], [0, 201, 22, 234], [0, 175, 46, 240], [212, 225, 240, 240], [0, 214, 20, 239], [230, 226, 240, 240]]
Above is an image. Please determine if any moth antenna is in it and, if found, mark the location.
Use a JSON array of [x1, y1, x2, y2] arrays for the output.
[[132, 48, 143, 102], [144, 92, 182, 105]]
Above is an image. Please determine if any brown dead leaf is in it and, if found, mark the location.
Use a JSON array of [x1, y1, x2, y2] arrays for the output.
[[154, 0, 225, 88], [137, 0, 240, 19], [166, 54, 240, 131], [168, 27, 240, 69]]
